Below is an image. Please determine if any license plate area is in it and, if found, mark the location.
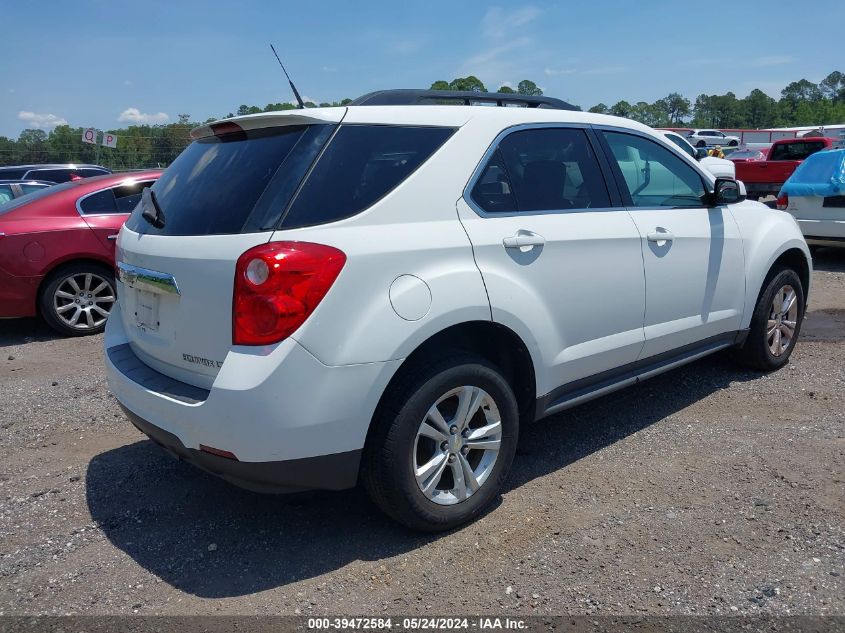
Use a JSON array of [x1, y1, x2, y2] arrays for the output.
[[134, 289, 160, 332]]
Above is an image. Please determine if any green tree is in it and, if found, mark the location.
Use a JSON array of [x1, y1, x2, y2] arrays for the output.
[[497, 85, 516, 94], [663, 92, 691, 125], [820, 71, 845, 103], [609, 100, 632, 118], [430, 80, 450, 91], [448, 76, 486, 92], [588, 103, 609, 114], [517, 80, 542, 96]]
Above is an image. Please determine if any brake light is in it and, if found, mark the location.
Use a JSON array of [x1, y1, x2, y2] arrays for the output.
[[777, 193, 788, 210], [233, 241, 346, 346]]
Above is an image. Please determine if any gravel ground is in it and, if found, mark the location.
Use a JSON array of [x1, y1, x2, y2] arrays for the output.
[[0, 249, 843, 617]]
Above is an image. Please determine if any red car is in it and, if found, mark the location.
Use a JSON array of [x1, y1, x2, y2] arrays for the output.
[[0, 170, 161, 336]]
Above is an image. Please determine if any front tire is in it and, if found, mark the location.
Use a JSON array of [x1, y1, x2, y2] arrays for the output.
[[362, 354, 519, 531], [39, 263, 116, 336], [728, 140, 739, 147], [696, 140, 706, 148], [735, 267, 804, 371]]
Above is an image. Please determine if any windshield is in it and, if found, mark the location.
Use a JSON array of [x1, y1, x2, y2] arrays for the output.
[[0, 181, 69, 216]]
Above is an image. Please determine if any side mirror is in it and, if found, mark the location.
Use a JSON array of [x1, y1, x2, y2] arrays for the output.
[[713, 178, 746, 205], [695, 147, 709, 160]]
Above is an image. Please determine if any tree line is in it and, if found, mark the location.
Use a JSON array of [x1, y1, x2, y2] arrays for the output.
[[2, 71, 843, 170]]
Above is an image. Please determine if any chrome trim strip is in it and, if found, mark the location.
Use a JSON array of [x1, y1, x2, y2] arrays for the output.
[[117, 261, 180, 296]]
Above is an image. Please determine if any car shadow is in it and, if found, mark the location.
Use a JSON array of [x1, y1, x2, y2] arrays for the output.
[[811, 246, 845, 273], [86, 352, 760, 599], [0, 318, 64, 346]]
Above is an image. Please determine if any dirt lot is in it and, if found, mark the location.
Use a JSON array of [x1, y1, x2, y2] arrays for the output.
[[0, 250, 843, 617]]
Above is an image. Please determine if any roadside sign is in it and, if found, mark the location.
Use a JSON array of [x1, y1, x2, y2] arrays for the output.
[[102, 133, 117, 149], [82, 128, 97, 144]]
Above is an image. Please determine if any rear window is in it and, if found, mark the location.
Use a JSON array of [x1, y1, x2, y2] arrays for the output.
[[0, 168, 28, 179], [126, 125, 333, 236], [279, 125, 455, 229], [770, 141, 826, 161]]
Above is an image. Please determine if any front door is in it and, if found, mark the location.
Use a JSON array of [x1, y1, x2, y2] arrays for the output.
[[599, 129, 746, 359], [458, 126, 646, 400]]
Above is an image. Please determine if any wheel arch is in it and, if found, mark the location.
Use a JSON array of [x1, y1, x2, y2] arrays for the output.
[[368, 320, 538, 437], [35, 256, 115, 315]]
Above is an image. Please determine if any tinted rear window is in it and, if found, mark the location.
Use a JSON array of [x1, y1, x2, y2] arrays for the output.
[[0, 169, 28, 179], [280, 125, 455, 229], [770, 141, 826, 161], [126, 125, 333, 236]]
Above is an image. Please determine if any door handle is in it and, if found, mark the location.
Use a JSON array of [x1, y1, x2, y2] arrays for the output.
[[107, 234, 119, 241], [503, 231, 545, 249], [647, 230, 674, 243]]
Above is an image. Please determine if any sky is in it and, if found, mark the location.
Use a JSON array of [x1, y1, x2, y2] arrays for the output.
[[1, 0, 843, 138]]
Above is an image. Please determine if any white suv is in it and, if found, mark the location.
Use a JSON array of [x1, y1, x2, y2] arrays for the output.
[[105, 90, 811, 531], [687, 129, 741, 148]]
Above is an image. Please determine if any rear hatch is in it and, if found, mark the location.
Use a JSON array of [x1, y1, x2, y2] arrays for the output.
[[115, 110, 344, 389]]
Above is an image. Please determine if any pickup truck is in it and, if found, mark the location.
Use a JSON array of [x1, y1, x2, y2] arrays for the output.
[[736, 137, 836, 199]]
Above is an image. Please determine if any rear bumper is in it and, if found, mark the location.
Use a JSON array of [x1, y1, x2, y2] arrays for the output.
[[122, 404, 361, 493], [0, 265, 39, 318], [105, 301, 402, 491]]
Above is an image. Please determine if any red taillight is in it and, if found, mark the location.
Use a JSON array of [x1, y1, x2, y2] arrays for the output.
[[233, 241, 346, 346], [777, 193, 788, 210]]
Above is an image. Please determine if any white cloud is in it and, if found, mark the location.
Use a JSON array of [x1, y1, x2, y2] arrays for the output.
[[118, 107, 170, 124], [751, 55, 793, 67], [544, 67, 576, 76], [482, 6, 541, 38], [18, 111, 68, 130], [581, 66, 626, 75]]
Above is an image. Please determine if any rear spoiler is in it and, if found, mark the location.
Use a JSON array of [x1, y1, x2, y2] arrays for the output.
[[190, 108, 346, 140]]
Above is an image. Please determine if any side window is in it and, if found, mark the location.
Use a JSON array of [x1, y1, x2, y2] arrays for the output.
[[113, 180, 154, 213], [0, 185, 13, 204], [78, 168, 110, 178], [20, 183, 49, 195], [471, 127, 610, 213], [603, 131, 707, 208], [79, 189, 117, 214], [665, 134, 696, 159], [470, 149, 517, 212], [281, 125, 454, 229], [29, 169, 73, 183]]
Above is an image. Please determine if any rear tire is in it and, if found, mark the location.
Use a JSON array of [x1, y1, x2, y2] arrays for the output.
[[696, 140, 706, 148], [728, 140, 739, 147], [734, 267, 804, 371], [362, 353, 519, 532], [39, 263, 116, 337]]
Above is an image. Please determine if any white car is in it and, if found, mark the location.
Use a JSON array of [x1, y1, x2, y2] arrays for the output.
[[660, 130, 736, 179], [778, 148, 845, 248], [105, 90, 811, 531], [687, 129, 741, 148]]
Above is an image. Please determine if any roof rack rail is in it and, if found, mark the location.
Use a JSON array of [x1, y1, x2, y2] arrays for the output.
[[349, 89, 577, 111]]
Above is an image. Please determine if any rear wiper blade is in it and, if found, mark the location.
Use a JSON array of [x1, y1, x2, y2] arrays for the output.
[[141, 187, 166, 229]]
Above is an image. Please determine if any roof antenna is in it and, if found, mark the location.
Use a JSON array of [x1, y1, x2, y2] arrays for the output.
[[270, 44, 305, 109]]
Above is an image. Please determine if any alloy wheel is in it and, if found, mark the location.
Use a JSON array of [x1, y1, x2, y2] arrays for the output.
[[413, 386, 502, 506], [53, 272, 116, 331], [767, 284, 798, 357]]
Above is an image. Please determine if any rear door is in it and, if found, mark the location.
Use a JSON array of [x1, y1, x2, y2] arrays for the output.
[[457, 125, 646, 399], [598, 129, 745, 359], [115, 117, 340, 389], [79, 180, 156, 251]]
